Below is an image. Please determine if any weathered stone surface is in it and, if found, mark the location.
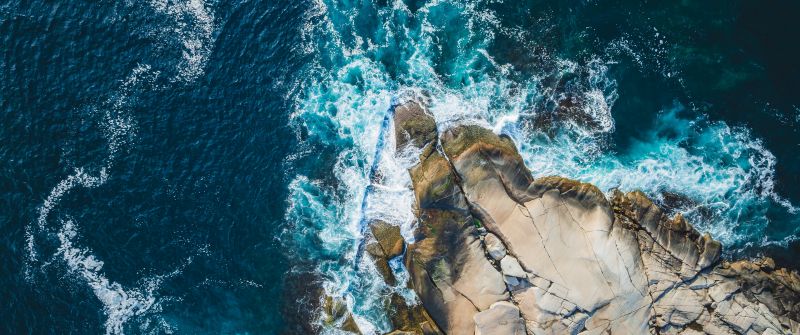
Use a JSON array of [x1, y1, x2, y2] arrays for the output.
[[709, 281, 740, 302], [322, 295, 362, 334], [370, 220, 405, 259], [499, 255, 526, 279], [366, 241, 396, 286], [386, 293, 443, 335], [394, 100, 437, 150], [473, 301, 526, 335], [653, 286, 704, 328], [389, 101, 800, 334], [483, 232, 507, 261]]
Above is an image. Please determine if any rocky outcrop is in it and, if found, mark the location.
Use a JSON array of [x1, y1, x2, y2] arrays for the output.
[[386, 293, 442, 335], [366, 241, 397, 286], [394, 100, 438, 150], [366, 220, 406, 286], [322, 295, 362, 334], [371, 220, 405, 260], [382, 100, 800, 334]]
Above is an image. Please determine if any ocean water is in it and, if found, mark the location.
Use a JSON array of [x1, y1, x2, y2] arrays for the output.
[[1, 0, 799, 333]]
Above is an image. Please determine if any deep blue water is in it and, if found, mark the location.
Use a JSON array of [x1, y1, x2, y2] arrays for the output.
[[1, 0, 799, 333]]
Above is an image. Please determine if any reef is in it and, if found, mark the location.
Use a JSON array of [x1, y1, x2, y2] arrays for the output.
[[329, 100, 800, 335]]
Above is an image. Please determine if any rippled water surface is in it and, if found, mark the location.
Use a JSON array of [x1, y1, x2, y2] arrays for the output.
[[1, 0, 799, 333]]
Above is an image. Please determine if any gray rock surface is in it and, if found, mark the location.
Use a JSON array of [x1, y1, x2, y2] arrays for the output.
[[500, 255, 526, 279], [483, 233, 507, 261], [473, 301, 526, 335]]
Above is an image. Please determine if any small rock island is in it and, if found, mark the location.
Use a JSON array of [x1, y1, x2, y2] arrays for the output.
[[329, 100, 800, 335]]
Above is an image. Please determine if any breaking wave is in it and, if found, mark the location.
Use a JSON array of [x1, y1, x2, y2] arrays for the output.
[[519, 105, 798, 246]]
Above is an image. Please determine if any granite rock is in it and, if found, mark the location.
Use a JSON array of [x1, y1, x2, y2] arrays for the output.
[[385, 100, 800, 334]]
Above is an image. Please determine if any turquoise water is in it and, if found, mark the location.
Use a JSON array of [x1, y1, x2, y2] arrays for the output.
[[1, 0, 799, 333]]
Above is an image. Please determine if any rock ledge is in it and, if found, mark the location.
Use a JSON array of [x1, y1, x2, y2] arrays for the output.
[[379, 100, 800, 335]]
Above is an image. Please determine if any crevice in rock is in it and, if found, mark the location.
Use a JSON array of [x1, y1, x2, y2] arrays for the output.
[[476, 146, 532, 206], [425, 266, 481, 313], [624, 219, 661, 325], [559, 197, 618, 297], [396, 113, 800, 334], [612, 232, 649, 298], [616, 205, 707, 276], [433, 135, 527, 296], [517, 205, 568, 284]]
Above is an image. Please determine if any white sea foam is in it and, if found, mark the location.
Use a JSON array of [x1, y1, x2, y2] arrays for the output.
[[26, 67, 150, 332], [28, 1, 215, 332], [146, 0, 215, 81], [102, 64, 153, 165], [362, 112, 421, 242], [57, 218, 190, 335], [27, 66, 153, 277], [57, 220, 160, 335], [28, 24, 211, 330]]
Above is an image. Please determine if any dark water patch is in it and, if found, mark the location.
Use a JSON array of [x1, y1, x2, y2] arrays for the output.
[[1, 0, 308, 333]]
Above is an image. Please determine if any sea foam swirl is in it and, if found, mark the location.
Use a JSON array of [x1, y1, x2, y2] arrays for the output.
[[27, 1, 216, 333]]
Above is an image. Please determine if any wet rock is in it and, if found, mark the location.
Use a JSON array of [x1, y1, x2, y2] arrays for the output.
[[366, 220, 405, 286], [397, 103, 510, 333], [341, 316, 361, 334], [394, 101, 437, 150], [322, 295, 361, 334], [529, 92, 611, 134], [386, 293, 442, 335], [660, 191, 698, 212], [658, 191, 715, 221], [366, 241, 396, 286], [370, 220, 405, 259]]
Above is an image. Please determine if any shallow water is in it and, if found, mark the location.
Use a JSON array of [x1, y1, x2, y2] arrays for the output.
[[1, 0, 799, 333]]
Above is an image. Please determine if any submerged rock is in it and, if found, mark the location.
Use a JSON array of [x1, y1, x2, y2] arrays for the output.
[[381, 100, 800, 334]]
